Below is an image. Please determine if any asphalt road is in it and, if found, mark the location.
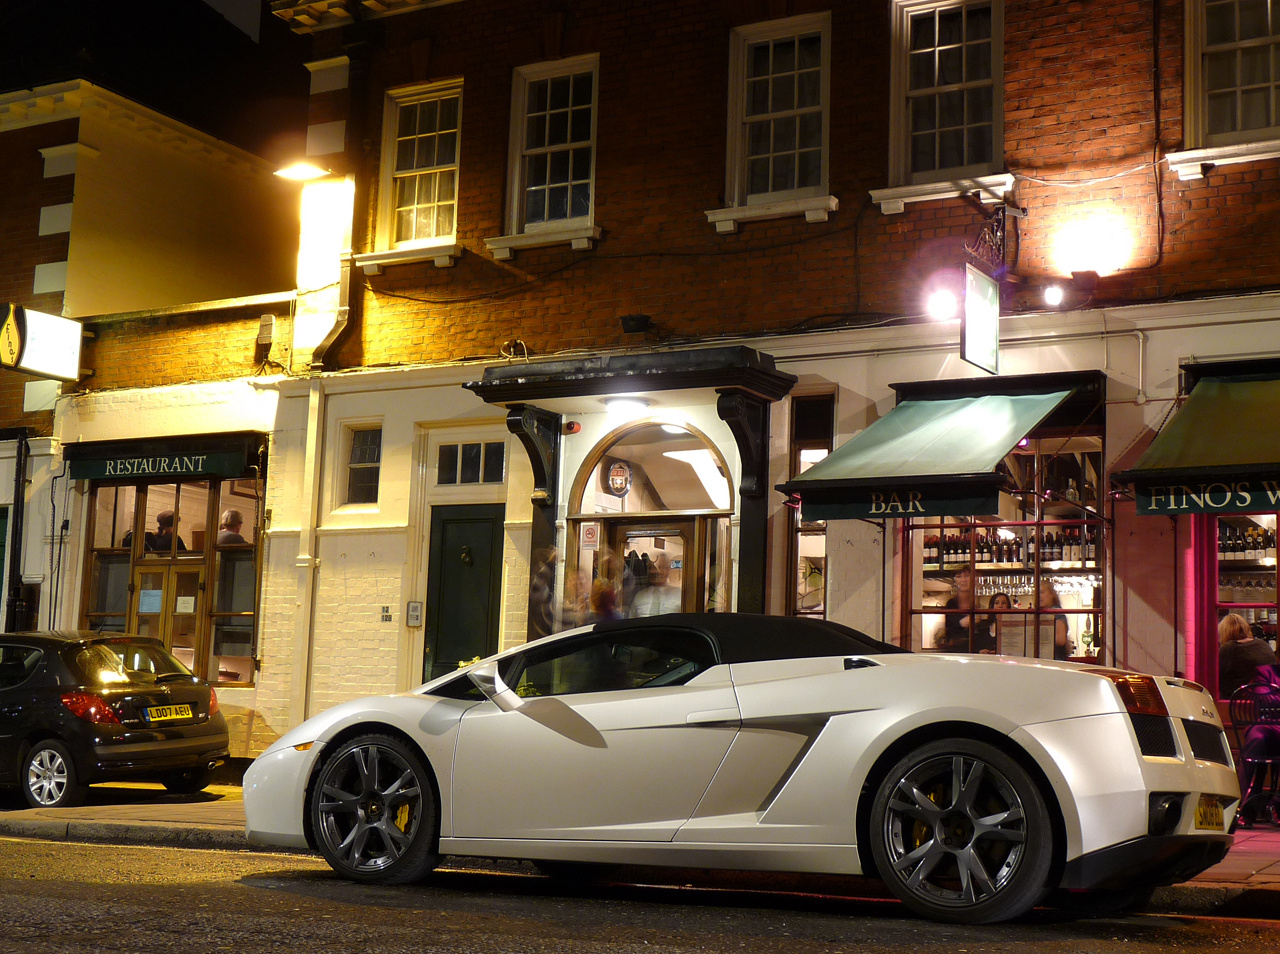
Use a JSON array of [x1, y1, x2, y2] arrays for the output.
[[1, 838, 1279, 954]]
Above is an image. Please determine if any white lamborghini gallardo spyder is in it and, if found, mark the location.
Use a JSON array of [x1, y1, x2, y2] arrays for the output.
[[243, 614, 1238, 924]]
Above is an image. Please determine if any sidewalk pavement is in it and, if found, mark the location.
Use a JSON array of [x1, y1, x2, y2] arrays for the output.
[[3, 783, 1280, 918]]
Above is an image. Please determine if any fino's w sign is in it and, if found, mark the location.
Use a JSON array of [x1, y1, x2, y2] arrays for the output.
[[1135, 478, 1280, 515]]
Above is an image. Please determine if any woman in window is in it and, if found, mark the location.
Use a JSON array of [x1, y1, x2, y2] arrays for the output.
[[1220, 612, 1277, 699]]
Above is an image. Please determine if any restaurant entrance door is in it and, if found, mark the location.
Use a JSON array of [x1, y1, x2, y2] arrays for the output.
[[608, 519, 695, 617], [131, 563, 206, 672]]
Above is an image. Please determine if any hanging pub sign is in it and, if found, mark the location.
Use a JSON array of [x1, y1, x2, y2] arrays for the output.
[[1134, 477, 1280, 515], [0, 303, 83, 382], [961, 264, 999, 376]]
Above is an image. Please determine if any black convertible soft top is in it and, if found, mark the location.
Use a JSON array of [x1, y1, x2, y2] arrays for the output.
[[592, 613, 908, 665]]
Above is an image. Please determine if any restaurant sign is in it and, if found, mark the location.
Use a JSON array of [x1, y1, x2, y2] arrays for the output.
[[800, 484, 1001, 521], [69, 451, 248, 481], [1134, 477, 1280, 515]]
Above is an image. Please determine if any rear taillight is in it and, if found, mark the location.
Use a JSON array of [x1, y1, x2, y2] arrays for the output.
[[209, 688, 219, 716], [60, 691, 122, 724], [1085, 670, 1170, 716]]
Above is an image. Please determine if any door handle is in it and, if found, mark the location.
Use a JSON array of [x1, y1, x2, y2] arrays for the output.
[[686, 707, 740, 726], [460, 545, 473, 566]]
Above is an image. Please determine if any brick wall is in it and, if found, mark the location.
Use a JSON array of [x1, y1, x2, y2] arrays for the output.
[[0, 118, 80, 436], [281, 0, 1280, 372]]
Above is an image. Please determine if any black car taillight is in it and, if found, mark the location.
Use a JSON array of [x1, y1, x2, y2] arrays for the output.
[[60, 691, 122, 724], [209, 688, 220, 716]]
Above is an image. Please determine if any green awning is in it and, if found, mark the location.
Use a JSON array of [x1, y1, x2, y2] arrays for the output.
[[778, 390, 1072, 519], [1113, 375, 1280, 515]]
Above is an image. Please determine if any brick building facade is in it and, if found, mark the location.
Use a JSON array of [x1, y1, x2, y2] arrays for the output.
[[9, 0, 1280, 753]]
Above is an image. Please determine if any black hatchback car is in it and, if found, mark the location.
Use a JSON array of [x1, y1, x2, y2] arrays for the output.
[[0, 632, 229, 807]]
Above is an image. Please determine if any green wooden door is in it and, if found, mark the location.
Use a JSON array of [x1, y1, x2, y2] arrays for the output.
[[424, 504, 505, 681]]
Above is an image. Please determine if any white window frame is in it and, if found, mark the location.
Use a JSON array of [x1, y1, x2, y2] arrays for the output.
[[355, 80, 463, 274], [875, 0, 1004, 211], [425, 428, 511, 505], [343, 424, 384, 508], [707, 12, 836, 234], [1170, 0, 1280, 180], [484, 53, 602, 260]]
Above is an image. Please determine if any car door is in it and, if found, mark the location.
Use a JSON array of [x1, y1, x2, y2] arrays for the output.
[[0, 643, 44, 784], [451, 625, 739, 842]]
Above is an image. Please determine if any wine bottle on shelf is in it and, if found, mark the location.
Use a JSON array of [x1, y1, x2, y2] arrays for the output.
[[1027, 532, 1037, 565], [1071, 529, 1083, 564], [1268, 529, 1277, 561], [1085, 528, 1096, 564], [1245, 529, 1258, 562], [1218, 526, 1227, 562]]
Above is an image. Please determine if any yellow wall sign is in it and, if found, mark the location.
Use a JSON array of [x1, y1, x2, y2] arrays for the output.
[[0, 304, 22, 368]]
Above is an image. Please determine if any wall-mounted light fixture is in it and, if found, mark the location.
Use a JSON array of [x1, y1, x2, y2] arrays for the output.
[[274, 160, 333, 181], [619, 313, 652, 334]]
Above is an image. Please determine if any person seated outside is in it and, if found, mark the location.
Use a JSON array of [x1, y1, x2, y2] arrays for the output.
[[217, 509, 248, 545], [935, 568, 993, 653]]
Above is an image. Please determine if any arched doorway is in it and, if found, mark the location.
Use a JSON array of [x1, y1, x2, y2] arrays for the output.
[[564, 421, 735, 625]]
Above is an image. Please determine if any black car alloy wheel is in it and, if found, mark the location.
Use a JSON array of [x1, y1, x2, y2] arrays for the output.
[[310, 733, 439, 884], [869, 738, 1053, 924]]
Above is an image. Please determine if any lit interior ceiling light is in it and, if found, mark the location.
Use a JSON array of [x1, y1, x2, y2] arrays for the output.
[[604, 397, 650, 420], [661, 423, 689, 435], [1044, 284, 1065, 307], [925, 290, 959, 321], [664, 449, 731, 510]]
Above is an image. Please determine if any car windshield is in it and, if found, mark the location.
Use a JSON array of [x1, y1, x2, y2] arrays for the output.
[[68, 640, 192, 686]]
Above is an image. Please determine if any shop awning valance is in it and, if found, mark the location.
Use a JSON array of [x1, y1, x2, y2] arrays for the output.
[[1113, 374, 1280, 515], [64, 432, 266, 481], [778, 389, 1072, 520]]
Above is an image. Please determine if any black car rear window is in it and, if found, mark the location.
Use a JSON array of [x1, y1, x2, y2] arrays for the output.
[[66, 640, 191, 686]]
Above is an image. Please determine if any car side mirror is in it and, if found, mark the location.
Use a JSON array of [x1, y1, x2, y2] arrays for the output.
[[467, 661, 523, 712]]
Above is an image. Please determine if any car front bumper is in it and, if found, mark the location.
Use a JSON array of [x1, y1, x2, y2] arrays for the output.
[[243, 740, 324, 850]]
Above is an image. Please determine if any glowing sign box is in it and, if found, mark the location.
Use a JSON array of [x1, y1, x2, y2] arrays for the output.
[[0, 304, 83, 382], [962, 265, 1000, 376]]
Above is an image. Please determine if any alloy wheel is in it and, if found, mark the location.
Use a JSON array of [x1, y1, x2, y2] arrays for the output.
[[27, 747, 70, 806], [312, 735, 438, 882]]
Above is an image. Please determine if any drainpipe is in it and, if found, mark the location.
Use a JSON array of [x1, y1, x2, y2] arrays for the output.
[[293, 377, 326, 721], [0, 428, 30, 633]]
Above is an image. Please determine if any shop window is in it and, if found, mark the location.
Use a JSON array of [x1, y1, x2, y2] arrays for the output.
[[565, 422, 734, 628], [790, 395, 834, 618], [82, 476, 262, 685], [138, 482, 207, 557], [85, 485, 136, 632], [438, 441, 505, 485], [1214, 513, 1278, 695], [905, 434, 1105, 661], [347, 427, 382, 504]]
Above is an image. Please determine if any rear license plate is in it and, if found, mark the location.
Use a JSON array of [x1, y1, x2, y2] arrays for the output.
[[145, 703, 193, 723], [1195, 795, 1224, 831]]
